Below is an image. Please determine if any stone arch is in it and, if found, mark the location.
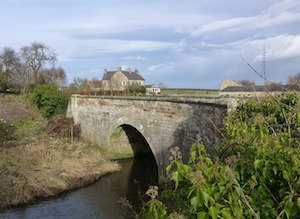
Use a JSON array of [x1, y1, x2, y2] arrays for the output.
[[120, 124, 153, 157], [108, 123, 158, 170]]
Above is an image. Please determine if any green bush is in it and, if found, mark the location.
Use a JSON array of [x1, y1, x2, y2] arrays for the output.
[[30, 84, 69, 118], [142, 93, 300, 218], [0, 119, 16, 146], [128, 85, 146, 95]]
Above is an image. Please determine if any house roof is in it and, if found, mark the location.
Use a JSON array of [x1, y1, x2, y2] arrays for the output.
[[102, 70, 145, 81], [220, 84, 300, 92], [102, 71, 115, 80]]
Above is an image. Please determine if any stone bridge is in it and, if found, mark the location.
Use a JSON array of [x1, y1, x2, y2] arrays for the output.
[[67, 95, 236, 180]]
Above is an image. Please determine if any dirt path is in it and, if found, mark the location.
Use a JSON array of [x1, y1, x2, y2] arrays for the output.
[[0, 98, 31, 122]]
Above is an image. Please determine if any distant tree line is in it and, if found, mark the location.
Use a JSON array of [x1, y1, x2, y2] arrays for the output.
[[0, 42, 66, 94], [288, 72, 300, 85]]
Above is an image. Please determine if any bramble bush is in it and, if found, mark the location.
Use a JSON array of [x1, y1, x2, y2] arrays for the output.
[[141, 93, 300, 218], [0, 119, 16, 146], [30, 84, 69, 118]]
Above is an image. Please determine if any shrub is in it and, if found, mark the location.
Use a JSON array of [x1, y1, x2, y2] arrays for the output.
[[44, 116, 81, 138], [30, 84, 69, 118], [142, 93, 300, 218], [0, 119, 16, 146], [128, 85, 146, 95]]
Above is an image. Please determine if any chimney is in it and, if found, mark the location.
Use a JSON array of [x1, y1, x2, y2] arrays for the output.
[[135, 69, 139, 74], [127, 67, 131, 73], [117, 66, 121, 71], [104, 69, 107, 73]]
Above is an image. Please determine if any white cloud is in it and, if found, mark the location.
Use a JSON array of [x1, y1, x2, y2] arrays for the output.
[[265, 0, 300, 14], [217, 33, 300, 61], [147, 62, 176, 72], [256, 34, 300, 60], [191, 16, 259, 36], [191, 0, 300, 37], [122, 55, 147, 61], [81, 39, 178, 54]]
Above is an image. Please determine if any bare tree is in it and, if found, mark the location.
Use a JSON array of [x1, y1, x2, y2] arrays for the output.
[[0, 47, 22, 92], [239, 80, 256, 87], [287, 72, 300, 85], [88, 78, 102, 95], [157, 82, 168, 88], [69, 77, 89, 94], [39, 67, 66, 86], [15, 63, 33, 94], [21, 42, 56, 85], [0, 47, 20, 73], [0, 43, 65, 94]]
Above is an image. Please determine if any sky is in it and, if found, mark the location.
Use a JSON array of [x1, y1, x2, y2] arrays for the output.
[[0, 0, 300, 88]]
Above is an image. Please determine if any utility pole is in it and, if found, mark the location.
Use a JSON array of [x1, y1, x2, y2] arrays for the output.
[[262, 46, 266, 85]]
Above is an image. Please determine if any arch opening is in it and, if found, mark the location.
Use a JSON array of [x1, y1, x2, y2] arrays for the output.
[[120, 124, 153, 157], [108, 124, 158, 181], [120, 124, 159, 208], [108, 124, 156, 159], [109, 124, 158, 205]]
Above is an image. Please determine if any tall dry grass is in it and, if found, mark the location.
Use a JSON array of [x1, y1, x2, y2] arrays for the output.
[[0, 94, 120, 210], [0, 136, 120, 210]]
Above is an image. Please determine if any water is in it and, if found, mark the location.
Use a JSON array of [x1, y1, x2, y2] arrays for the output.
[[0, 156, 158, 219]]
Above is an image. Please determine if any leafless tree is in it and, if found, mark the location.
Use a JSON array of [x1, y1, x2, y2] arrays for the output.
[[88, 78, 102, 95], [0, 43, 66, 94], [21, 42, 56, 85], [287, 72, 300, 85], [239, 80, 256, 87], [14, 63, 32, 94], [39, 67, 66, 86], [69, 77, 89, 94], [157, 82, 167, 88], [0, 47, 24, 92], [0, 47, 20, 73]]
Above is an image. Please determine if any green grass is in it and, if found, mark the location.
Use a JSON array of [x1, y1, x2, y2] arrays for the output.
[[161, 88, 218, 96]]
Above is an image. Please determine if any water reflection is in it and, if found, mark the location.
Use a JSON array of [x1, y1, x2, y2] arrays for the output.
[[0, 155, 158, 219]]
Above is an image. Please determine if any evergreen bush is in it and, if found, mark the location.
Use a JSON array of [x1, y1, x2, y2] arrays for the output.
[[30, 84, 69, 118]]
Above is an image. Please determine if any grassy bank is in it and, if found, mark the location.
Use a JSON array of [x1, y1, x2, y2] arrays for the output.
[[0, 95, 120, 211], [0, 136, 120, 210]]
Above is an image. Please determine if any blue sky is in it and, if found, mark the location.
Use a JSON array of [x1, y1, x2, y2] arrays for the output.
[[1, 0, 300, 88]]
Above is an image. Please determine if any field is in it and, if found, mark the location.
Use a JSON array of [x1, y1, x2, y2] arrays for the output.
[[161, 88, 219, 96]]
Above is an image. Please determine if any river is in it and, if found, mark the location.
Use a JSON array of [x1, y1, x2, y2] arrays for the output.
[[0, 155, 158, 219]]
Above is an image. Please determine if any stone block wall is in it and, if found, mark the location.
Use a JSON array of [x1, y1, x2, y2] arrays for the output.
[[67, 95, 235, 179]]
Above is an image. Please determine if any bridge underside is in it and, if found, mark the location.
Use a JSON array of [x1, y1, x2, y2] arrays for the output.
[[108, 124, 159, 182], [121, 124, 153, 157], [107, 124, 156, 159]]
